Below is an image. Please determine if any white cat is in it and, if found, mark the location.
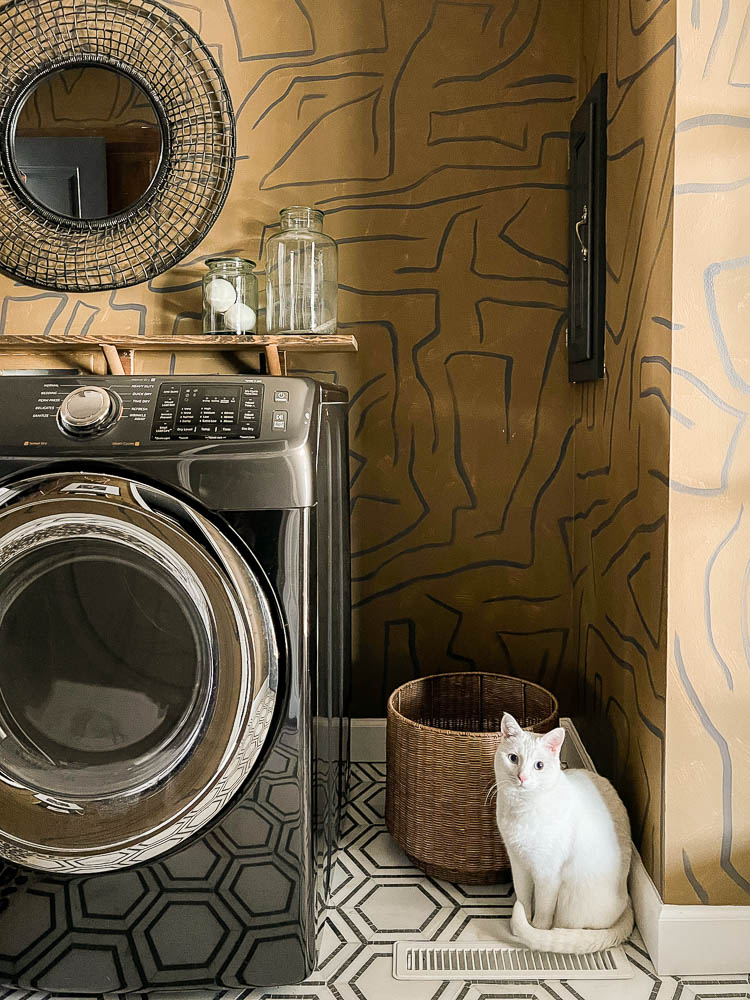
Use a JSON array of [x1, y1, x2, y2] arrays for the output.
[[493, 712, 634, 953]]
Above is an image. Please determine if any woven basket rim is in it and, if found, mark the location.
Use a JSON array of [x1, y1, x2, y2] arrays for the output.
[[386, 671, 559, 737]]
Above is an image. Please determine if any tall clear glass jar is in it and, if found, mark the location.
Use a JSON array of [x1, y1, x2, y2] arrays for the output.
[[202, 257, 258, 334], [264, 206, 338, 335]]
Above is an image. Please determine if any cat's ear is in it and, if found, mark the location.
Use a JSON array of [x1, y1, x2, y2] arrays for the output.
[[542, 727, 566, 755], [500, 713, 523, 739]]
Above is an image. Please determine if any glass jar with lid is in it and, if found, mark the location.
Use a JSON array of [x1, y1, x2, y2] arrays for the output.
[[264, 206, 337, 335], [202, 257, 258, 334]]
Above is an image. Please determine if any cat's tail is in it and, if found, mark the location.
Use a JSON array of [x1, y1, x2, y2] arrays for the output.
[[509, 898, 634, 954]]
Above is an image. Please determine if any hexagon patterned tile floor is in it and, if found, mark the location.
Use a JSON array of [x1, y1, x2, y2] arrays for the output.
[[0, 763, 749, 1000]]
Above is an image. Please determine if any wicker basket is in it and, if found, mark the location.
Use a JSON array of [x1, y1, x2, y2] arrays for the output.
[[385, 672, 558, 884]]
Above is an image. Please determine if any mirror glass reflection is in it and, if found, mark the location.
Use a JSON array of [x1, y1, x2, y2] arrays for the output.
[[12, 65, 162, 220]]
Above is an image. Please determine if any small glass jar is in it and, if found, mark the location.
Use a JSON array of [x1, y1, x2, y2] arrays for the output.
[[264, 206, 337, 335], [202, 257, 258, 334]]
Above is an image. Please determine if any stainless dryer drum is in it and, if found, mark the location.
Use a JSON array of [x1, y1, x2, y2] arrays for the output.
[[0, 472, 278, 873]]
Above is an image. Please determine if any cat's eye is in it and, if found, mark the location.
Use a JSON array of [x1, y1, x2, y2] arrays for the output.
[[508, 753, 518, 764], [534, 761, 544, 770]]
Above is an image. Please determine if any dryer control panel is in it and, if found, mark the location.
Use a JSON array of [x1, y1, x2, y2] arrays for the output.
[[0, 375, 319, 453], [151, 382, 265, 441]]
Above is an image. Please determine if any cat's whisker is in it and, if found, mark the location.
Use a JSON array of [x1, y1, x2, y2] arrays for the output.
[[484, 782, 498, 806]]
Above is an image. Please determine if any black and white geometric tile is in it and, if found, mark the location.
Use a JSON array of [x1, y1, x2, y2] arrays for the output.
[[0, 763, 748, 1000]]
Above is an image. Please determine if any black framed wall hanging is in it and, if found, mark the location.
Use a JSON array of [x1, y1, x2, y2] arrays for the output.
[[568, 74, 607, 382], [0, 0, 235, 292]]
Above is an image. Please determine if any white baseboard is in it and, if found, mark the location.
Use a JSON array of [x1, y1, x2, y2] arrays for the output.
[[627, 851, 663, 971], [627, 839, 750, 975], [350, 718, 386, 762], [355, 714, 750, 976], [655, 903, 750, 976]]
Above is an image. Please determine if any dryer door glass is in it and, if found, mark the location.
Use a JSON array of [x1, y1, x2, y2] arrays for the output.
[[0, 473, 278, 873], [0, 533, 214, 800]]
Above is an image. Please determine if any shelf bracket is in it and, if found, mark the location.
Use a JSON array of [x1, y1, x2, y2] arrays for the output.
[[101, 344, 125, 375], [264, 345, 286, 376]]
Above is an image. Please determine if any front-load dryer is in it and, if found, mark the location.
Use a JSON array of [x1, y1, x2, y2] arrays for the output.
[[0, 374, 350, 993]]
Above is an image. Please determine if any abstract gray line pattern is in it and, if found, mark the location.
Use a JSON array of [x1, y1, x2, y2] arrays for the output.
[[569, 0, 674, 896], [674, 635, 750, 898], [234, 0, 580, 717], [665, 0, 750, 906]]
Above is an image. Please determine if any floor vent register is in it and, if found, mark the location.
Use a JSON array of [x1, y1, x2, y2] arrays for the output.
[[392, 941, 633, 981]]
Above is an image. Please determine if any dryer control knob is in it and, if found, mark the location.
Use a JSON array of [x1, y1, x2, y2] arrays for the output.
[[58, 386, 118, 436]]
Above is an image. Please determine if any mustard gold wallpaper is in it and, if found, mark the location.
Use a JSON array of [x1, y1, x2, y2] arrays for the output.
[[664, 0, 750, 907], [0, 0, 579, 717], [570, 0, 674, 894], [573, 0, 750, 908]]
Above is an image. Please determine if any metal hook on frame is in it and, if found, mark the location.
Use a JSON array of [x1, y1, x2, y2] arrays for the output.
[[575, 204, 589, 261]]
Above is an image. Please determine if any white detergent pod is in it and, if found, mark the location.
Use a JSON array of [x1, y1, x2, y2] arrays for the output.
[[224, 301, 257, 332], [204, 277, 236, 311]]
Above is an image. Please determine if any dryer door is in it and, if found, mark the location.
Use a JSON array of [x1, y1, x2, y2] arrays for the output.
[[0, 471, 278, 873]]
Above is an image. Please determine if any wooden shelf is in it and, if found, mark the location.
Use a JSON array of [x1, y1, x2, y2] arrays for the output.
[[0, 334, 357, 352], [0, 333, 358, 376]]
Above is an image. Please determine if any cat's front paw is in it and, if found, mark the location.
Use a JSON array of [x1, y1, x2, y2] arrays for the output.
[[531, 914, 553, 930], [509, 899, 526, 940]]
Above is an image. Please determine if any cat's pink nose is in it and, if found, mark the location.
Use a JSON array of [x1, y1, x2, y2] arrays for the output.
[[518, 775, 527, 784]]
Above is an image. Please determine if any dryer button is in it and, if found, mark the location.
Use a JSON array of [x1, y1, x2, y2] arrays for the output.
[[58, 386, 119, 437], [272, 409, 288, 431]]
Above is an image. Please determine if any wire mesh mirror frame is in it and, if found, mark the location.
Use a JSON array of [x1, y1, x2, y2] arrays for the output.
[[0, 0, 236, 292]]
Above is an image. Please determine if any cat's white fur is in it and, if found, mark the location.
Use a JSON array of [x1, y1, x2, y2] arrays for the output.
[[493, 712, 633, 953]]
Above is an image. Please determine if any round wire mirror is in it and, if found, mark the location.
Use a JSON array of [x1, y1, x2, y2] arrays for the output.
[[11, 64, 167, 222], [0, 0, 235, 292]]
